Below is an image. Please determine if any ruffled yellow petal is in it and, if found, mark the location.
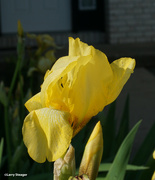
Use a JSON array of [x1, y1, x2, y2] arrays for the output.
[[67, 40, 113, 119], [107, 58, 136, 104], [41, 56, 79, 108], [25, 92, 42, 112], [69, 37, 92, 56], [40, 38, 135, 136], [41, 38, 113, 132], [22, 108, 73, 163]]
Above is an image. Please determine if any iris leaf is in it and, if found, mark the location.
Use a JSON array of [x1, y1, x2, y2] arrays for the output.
[[104, 120, 141, 180], [100, 101, 116, 159], [114, 95, 129, 153], [98, 163, 148, 172], [126, 122, 155, 180], [0, 82, 8, 107], [0, 138, 4, 168]]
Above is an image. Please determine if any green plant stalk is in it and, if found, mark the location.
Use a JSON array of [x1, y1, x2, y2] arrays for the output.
[[8, 41, 23, 101], [10, 141, 24, 173], [18, 38, 25, 130], [0, 138, 4, 168], [4, 105, 12, 168], [4, 36, 25, 172], [19, 75, 25, 134]]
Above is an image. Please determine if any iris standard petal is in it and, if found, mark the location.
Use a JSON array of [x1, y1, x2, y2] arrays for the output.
[[22, 108, 73, 163], [41, 56, 79, 108], [40, 38, 135, 136], [69, 37, 92, 56], [41, 38, 114, 132], [65, 44, 113, 133], [69, 50, 112, 117], [107, 58, 135, 104], [25, 92, 42, 112]]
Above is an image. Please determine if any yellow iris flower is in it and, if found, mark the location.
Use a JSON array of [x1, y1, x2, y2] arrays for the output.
[[22, 37, 135, 163]]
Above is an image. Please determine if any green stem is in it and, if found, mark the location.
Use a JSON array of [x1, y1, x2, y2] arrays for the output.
[[8, 36, 25, 101], [5, 36, 25, 173], [18, 38, 25, 127], [4, 105, 12, 168], [19, 75, 24, 129], [8, 55, 21, 102], [10, 141, 24, 173]]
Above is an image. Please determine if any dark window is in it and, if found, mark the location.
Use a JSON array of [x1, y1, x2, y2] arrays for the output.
[[71, 0, 105, 32]]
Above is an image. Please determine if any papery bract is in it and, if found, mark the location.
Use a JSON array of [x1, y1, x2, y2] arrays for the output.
[[54, 145, 76, 180]]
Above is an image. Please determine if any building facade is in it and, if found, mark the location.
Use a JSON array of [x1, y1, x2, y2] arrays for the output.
[[0, 0, 155, 46], [108, 0, 155, 43]]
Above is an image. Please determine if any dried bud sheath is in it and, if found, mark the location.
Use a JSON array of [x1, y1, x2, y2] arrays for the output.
[[54, 145, 76, 180]]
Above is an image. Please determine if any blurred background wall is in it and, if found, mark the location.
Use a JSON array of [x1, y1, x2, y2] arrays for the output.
[[1, 0, 155, 47], [108, 0, 155, 43], [0, 0, 105, 46]]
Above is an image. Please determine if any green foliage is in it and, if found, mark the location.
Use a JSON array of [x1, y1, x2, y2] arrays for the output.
[[0, 23, 55, 180], [104, 121, 141, 180], [0, 82, 8, 107], [99, 101, 116, 160], [73, 97, 154, 180], [0, 138, 4, 168], [24, 173, 52, 180], [97, 98, 154, 180], [26, 33, 58, 76], [114, 95, 130, 152], [98, 163, 148, 172], [126, 122, 155, 180]]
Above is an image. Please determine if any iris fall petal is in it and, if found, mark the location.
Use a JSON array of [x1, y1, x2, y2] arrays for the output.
[[22, 108, 73, 163]]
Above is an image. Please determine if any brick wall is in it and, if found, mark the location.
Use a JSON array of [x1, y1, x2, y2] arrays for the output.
[[0, 31, 105, 49], [109, 0, 155, 43]]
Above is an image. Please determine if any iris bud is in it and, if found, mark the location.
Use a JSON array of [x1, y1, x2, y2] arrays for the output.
[[79, 121, 103, 180]]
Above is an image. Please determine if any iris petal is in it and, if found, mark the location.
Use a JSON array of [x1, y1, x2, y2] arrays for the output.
[[41, 38, 114, 132], [22, 108, 73, 163], [69, 37, 92, 56], [25, 92, 42, 112], [41, 56, 79, 108], [107, 58, 136, 104]]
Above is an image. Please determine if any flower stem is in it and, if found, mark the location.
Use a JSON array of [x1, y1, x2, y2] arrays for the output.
[[4, 105, 12, 168], [8, 37, 24, 101], [5, 35, 25, 173]]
